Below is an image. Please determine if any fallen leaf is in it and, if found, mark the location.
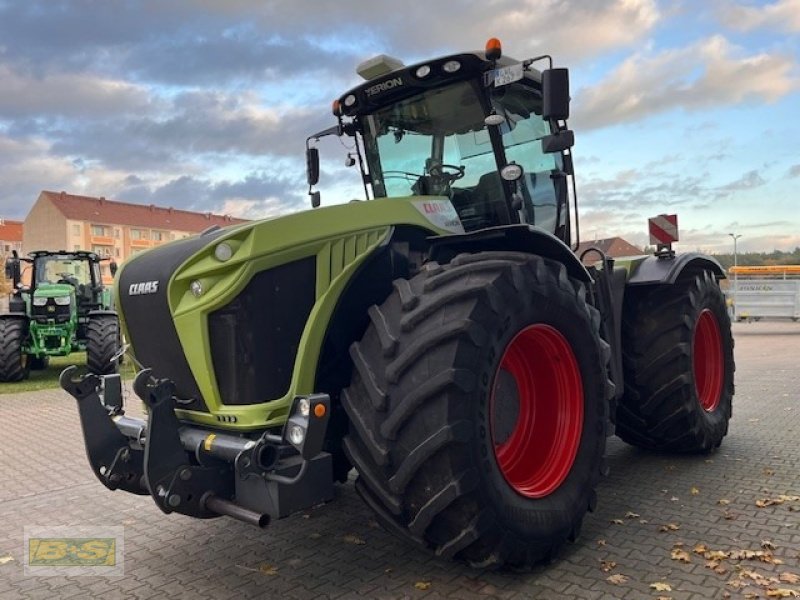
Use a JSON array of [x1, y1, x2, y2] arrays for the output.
[[671, 548, 692, 563], [343, 534, 366, 545], [639, 519, 649, 525], [0, 555, 14, 565], [718, 499, 731, 506], [258, 564, 278, 576], [762, 540, 777, 550], [706, 550, 731, 561], [766, 590, 799, 598], [650, 582, 672, 592], [600, 560, 617, 572], [659, 523, 680, 532], [694, 543, 709, 554], [757, 495, 800, 508], [780, 573, 800, 584], [691, 487, 700, 495], [625, 511, 640, 519], [714, 565, 728, 575], [607, 574, 629, 585], [670, 496, 680, 502], [764, 468, 775, 476], [723, 510, 738, 520], [728, 578, 747, 590], [610, 519, 624, 525], [744, 593, 759, 600], [414, 581, 431, 590], [597, 539, 607, 546], [308, 532, 322, 539]]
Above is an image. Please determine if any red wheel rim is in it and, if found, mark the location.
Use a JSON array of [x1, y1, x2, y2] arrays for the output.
[[490, 324, 584, 498], [693, 309, 724, 412]]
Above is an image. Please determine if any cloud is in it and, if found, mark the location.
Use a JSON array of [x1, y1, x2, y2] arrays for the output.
[[0, 64, 153, 119], [114, 171, 306, 217], [788, 164, 800, 178], [715, 169, 766, 195], [718, 0, 800, 33], [574, 35, 798, 130], [0, 0, 661, 82], [44, 89, 331, 171]]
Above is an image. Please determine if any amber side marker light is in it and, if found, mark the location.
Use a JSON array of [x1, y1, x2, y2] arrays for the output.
[[486, 37, 502, 61], [314, 403, 326, 418]]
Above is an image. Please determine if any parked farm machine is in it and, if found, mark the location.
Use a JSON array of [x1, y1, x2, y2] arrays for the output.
[[61, 40, 734, 568]]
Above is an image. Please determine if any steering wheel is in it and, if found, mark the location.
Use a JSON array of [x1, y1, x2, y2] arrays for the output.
[[428, 164, 465, 183]]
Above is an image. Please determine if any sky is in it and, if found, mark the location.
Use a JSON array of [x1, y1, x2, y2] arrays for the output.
[[0, 0, 798, 254]]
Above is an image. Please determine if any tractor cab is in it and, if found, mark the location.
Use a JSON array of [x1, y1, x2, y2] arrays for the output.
[[307, 39, 576, 245], [30, 251, 106, 316]]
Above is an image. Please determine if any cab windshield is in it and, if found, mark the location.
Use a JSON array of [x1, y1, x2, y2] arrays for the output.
[[35, 256, 93, 287], [361, 79, 563, 232]]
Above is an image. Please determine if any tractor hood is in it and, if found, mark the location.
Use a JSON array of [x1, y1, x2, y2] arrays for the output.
[[115, 196, 462, 429], [33, 284, 74, 299]]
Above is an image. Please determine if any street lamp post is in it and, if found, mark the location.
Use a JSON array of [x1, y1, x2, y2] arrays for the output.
[[728, 233, 742, 320]]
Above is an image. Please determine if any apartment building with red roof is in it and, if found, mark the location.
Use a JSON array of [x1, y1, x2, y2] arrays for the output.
[[0, 218, 24, 260], [575, 237, 644, 265], [24, 191, 248, 279]]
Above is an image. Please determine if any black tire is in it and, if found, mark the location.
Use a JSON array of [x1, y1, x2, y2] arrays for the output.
[[29, 355, 50, 370], [617, 270, 734, 452], [0, 319, 31, 382], [86, 315, 121, 375], [341, 252, 613, 568]]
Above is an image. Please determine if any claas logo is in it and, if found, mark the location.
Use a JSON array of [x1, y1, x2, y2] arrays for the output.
[[28, 538, 116, 566]]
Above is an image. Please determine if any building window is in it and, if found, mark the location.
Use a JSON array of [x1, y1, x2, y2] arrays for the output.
[[72, 224, 81, 235], [91, 245, 113, 257], [91, 224, 108, 237], [130, 228, 149, 240], [115, 247, 120, 258], [153, 230, 165, 242], [114, 228, 120, 239]]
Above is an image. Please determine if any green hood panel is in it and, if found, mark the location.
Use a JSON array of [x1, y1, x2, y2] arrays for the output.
[[125, 197, 460, 430], [33, 284, 74, 298]]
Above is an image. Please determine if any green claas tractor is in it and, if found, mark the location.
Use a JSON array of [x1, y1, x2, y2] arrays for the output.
[[1, 250, 121, 381], [61, 40, 734, 568]]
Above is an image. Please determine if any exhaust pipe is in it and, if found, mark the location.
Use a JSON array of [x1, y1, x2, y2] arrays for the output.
[[202, 493, 270, 528]]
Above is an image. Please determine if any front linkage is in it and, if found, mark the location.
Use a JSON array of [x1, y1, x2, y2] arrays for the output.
[[60, 367, 333, 527]]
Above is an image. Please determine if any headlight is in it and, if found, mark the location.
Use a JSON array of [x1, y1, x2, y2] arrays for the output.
[[54, 296, 71, 306], [33, 297, 47, 306]]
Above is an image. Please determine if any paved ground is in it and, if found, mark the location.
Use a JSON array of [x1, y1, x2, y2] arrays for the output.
[[0, 321, 798, 599]]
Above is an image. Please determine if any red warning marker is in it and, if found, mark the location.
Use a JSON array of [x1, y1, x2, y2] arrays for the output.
[[648, 214, 678, 246]]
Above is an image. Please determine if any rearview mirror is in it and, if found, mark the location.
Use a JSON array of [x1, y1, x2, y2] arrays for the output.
[[4, 257, 20, 285], [306, 147, 320, 186], [541, 130, 574, 153], [542, 68, 570, 121]]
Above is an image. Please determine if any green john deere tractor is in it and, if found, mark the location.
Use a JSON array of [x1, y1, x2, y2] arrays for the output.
[[1, 250, 121, 381], [61, 40, 734, 569]]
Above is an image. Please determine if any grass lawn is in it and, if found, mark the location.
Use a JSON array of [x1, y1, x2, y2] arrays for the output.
[[0, 352, 136, 395]]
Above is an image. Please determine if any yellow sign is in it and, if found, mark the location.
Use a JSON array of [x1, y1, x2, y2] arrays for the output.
[[24, 527, 124, 576], [28, 538, 117, 567]]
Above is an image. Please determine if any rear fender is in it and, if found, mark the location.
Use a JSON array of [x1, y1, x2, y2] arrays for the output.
[[624, 253, 726, 286], [87, 310, 119, 318], [0, 312, 28, 323]]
